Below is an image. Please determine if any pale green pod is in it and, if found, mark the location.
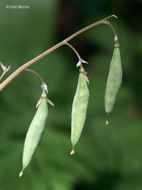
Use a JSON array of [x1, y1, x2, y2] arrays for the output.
[[71, 72, 89, 154], [19, 97, 48, 177], [105, 47, 122, 114]]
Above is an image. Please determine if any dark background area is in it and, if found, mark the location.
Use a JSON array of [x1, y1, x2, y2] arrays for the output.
[[0, 0, 142, 189]]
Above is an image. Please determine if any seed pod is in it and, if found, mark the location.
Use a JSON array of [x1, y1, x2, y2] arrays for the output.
[[105, 45, 122, 114], [71, 72, 89, 154], [19, 96, 48, 177]]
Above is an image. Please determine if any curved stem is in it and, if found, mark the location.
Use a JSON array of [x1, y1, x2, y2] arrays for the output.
[[103, 20, 118, 42], [65, 42, 88, 80], [26, 69, 45, 85], [63, 15, 117, 42], [65, 42, 82, 61], [0, 15, 117, 91]]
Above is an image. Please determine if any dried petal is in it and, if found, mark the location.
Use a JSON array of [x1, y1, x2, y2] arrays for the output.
[[47, 98, 54, 107], [76, 60, 81, 67], [41, 83, 48, 94], [0, 62, 10, 72], [81, 59, 88, 64]]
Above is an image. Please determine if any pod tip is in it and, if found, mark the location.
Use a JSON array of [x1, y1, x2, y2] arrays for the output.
[[70, 148, 75, 155], [106, 119, 109, 125], [19, 168, 24, 178]]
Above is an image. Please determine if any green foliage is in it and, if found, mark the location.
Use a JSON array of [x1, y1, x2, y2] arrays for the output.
[[0, 0, 142, 190]]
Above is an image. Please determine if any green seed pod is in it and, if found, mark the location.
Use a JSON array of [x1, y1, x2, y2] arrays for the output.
[[105, 46, 122, 114], [19, 97, 48, 177], [71, 72, 89, 154]]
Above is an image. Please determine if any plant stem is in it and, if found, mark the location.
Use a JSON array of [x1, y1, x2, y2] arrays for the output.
[[103, 20, 118, 42], [26, 69, 45, 85], [0, 15, 117, 91], [0, 71, 6, 81], [65, 42, 82, 62], [65, 42, 86, 73]]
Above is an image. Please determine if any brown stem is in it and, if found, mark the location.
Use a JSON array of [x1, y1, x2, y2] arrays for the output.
[[65, 42, 82, 61], [103, 20, 118, 42], [65, 42, 84, 69], [0, 15, 117, 91], [26, 69, 45, 85], [65, 42, 89, 77]]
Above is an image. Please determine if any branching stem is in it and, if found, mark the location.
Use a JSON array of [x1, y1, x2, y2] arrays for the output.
[[0, 15, 117, 91]]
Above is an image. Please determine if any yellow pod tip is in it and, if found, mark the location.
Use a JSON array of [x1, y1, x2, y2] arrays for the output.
[[19, 168, 24, 178], [105, 119, 109, 125], [70, 148, 75, 155]]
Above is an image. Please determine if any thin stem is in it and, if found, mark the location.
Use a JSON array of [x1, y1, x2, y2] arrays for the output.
[[63, 15, 117, 42], [0, 71, 6, 81], [0, 15, 117, 91], [65, 42, 82, 61], [65, 42, 88, 80], [26, 69, 54, 107], [103, 20, 118, 42], [26, 69, 45, 84], [0, 62, 10, 80]]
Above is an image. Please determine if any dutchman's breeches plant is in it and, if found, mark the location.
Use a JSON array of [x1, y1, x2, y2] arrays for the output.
[[0, 15, 122, 177]]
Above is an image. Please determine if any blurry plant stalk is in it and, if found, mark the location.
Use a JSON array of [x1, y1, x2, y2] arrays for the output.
[[0, 15, 118, 91]]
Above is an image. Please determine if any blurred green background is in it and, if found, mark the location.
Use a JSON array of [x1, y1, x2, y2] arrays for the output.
[[0, 0, 142, 189]]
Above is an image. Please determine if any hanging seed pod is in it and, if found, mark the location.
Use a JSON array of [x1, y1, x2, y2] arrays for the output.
[[19, 91, 48, 177], [105, 43, 122, 116], [71, 72, 89, 154]]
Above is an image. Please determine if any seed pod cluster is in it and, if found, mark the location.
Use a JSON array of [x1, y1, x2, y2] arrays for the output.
[[71, 72, 89, 154], [105, 44, 122, 114], [19, 93, 48, 177], [19, 38, 122, 176]]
